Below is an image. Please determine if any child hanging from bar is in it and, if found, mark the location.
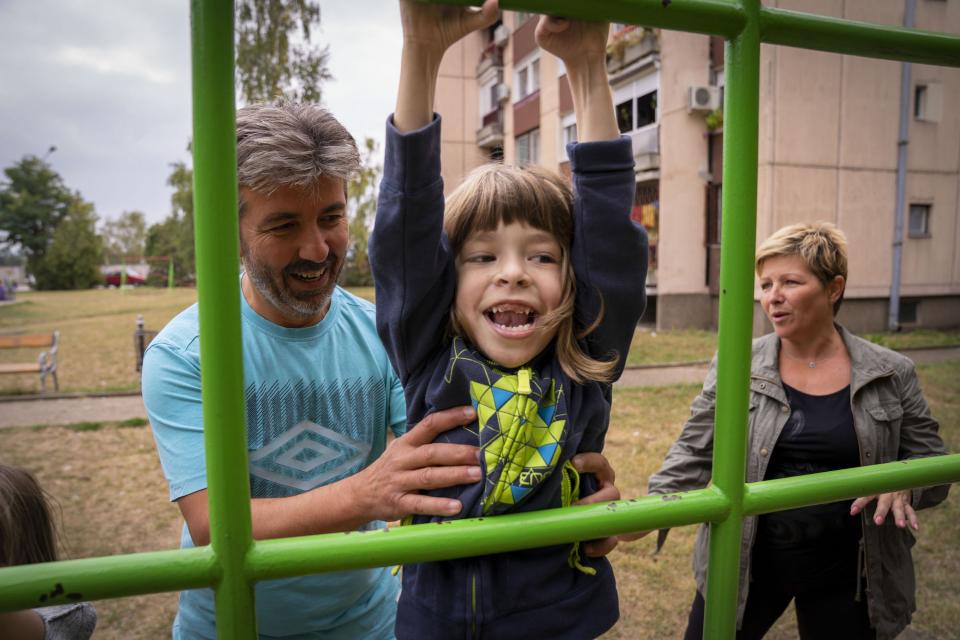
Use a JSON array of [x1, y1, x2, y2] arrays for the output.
[[369, 2, 648, 637], [0, 463, 97, 640]]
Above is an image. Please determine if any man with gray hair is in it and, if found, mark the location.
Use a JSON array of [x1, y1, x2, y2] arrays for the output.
[[142, 102, 483, 639]]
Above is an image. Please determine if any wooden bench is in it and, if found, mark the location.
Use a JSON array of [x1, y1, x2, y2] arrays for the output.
[[0, 331, 60, 392]]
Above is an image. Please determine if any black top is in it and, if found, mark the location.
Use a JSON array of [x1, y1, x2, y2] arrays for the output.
[[756, 383, 862, 558]]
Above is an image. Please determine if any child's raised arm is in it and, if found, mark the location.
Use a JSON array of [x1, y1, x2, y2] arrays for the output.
[[536, 17, 618, 143], [395, 0, 499, 133], [536, 15, 647, 382]]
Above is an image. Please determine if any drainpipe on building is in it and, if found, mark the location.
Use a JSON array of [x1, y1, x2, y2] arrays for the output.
[[888, 0, 915, 331]]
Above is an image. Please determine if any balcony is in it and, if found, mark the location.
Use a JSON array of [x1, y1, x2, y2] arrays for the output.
[[476, 110, 504, 148], [629, 125, 659, 172], [606, 28, 659, 76], [476, 43, 503, 80]]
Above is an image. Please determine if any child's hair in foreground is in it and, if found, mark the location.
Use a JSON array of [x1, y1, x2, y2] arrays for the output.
[[443, 162, 617, 384], [0, 463, 58, 567]]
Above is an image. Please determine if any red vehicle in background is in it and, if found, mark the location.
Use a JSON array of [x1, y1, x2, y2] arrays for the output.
[[104, 268, 147, 287]]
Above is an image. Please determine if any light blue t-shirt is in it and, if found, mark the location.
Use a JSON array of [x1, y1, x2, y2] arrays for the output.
[[143, 284, 406, 640]]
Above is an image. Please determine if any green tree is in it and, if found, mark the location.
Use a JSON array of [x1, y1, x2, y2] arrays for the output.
[[145, 217, 183, 286], [0, 155, 75, 277], [145, 160, 196, 285], [236, 0, 332, 103], [158, 2, 332, 285], [101, 210, 148, 264], [33, 196, 103, 290], [342, 137, 381, 287]]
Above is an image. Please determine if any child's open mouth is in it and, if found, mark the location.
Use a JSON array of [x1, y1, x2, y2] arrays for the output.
[[484, 304, 537, 332]]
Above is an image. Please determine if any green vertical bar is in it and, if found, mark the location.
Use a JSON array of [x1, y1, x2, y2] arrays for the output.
[[703, 1, 760, 638], [189, 1, 257, 638], [168, 258, 175, 289]]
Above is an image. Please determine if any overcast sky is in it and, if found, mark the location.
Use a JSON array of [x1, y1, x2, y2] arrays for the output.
[[0, 1, 402, 226]]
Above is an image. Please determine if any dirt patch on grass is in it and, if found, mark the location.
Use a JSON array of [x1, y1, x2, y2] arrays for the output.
[[0, 422, 181, 638], [0, 361, 956, 638]]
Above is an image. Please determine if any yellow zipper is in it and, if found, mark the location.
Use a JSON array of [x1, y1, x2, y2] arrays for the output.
[[518, 367, 531, 395]]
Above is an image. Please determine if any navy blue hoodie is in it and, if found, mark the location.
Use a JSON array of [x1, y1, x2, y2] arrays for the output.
[[370, 115, 648, 639]]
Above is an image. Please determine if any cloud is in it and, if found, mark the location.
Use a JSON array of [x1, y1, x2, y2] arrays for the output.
[[0, 0, 404, 225], [55, 45, 176, 85]]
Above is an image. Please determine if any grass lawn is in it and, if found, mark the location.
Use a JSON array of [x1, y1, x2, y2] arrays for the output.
[[1, 361, 956, 638], [0, 288, 199, 395], [1, 287, 957, 394], [0, 287, 376, 396], [626, 326, 960, 368]]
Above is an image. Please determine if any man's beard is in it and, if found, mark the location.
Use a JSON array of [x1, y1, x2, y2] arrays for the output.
[[242, 251, 342, 324]]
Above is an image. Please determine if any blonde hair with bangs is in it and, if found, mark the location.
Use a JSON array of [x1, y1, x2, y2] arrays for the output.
[[444, 163, 617, 384], [755, 221, 849, 314]]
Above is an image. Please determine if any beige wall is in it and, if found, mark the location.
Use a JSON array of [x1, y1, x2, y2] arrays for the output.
[[439, 2, 960, 331], [757, 0, 960, 313], [437, 33, 487, 196], [537, 53, 559, 170], [657, 31, 712, 301]]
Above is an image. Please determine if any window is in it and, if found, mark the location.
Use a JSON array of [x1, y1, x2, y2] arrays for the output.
[[516, 129, 540, 167], [899, 300, 919, 324], [908, 204, 931, 238], [636, 91, 657, 128], [560, 113, 577, 162], [616, 99, 633, 133], [914, 85, 927, 118], [514, 54, 540, 101], [613, 73, 659, 134], [616, 90, 657, 133], [914, 82, 942, 122]]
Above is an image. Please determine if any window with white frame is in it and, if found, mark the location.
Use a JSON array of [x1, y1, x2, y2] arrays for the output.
[[613, 72, 659, 134], [908, 204, 931, 238], [559, 112, 577, 162], [516, 129, 540, 167], [514, 53, 540, 102]]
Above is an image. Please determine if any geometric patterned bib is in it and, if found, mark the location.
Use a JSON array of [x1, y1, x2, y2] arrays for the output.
[[469, 369, 568, 515]]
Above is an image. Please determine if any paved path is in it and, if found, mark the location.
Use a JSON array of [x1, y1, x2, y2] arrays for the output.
[[0, 394, 147, 429], [1, 346, 956, 429]]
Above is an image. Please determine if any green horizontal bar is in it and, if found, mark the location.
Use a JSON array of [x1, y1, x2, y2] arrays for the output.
[[0, 547, 218, 613], [429, 0, 746, 39], [248, 490, 729, 581], [760, 7, 960, 68], [744, 454, 960, 516]]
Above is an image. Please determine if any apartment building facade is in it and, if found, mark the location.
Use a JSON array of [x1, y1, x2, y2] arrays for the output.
[[436, 1, 960, 334]]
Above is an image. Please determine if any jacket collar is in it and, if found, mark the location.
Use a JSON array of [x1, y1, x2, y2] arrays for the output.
[[750, 324, 895, 396], [838, 324, 896, 395]]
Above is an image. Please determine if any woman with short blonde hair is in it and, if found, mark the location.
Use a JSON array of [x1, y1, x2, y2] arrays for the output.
[[648, 222, 949, 639]]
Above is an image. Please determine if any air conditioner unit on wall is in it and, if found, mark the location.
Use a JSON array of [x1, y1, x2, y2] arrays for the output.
[[687, 85, 720, 112], [494, 83, 510, 103], [493, 24, 510, 47]]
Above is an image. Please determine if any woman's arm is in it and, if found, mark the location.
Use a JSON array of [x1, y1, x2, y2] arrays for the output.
[[648, 360, 718, 496], [850, 360, 949, 529]]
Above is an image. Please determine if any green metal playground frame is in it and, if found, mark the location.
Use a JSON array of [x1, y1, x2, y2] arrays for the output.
[[2, 1, 959, 638]]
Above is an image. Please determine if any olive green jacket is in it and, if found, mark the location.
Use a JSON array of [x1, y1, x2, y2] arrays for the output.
[[647, 325, 949, 638]]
